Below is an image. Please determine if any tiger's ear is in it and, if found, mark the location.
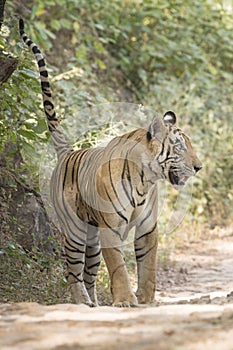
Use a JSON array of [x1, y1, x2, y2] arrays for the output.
[[163, 111, 176, 126], [147, 115, 166, 142]]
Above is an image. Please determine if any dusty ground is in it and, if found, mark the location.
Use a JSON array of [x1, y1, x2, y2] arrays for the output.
[[0, 227, 233, 350]]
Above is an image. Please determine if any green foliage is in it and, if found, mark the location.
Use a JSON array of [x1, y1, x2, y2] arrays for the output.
[[0, 241, 69, 304], [0, 37, 49, 173]]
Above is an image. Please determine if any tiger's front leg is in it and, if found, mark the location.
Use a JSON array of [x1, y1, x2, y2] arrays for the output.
[[134, 222, 158, 304], [102, 246, 138, 307]]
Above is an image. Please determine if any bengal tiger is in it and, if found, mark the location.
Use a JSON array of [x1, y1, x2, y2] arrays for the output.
[[19, 19, 202, 307]]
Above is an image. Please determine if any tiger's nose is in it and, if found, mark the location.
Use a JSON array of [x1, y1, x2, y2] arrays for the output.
[[194, 165, 202, 173]]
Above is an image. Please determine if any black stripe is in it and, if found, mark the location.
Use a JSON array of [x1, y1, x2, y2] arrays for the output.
[[135, 244, 156, 260], [85, 249, 101, 259], [48, 124, 55, 132], [19, 19, 24, 32], [147, 131, 152, 141], [27, 39, 33, 46], [40, 70, 48, 77], [159, 155, 175, 165], [126, 157, 136, 208], [84, 270, 98, 277], [44, 100, 54, 109], [84, 281, 95, 287], [68, 272, 83, 283], [66, 239, 86, 252], [41, 81, 50, 89], [67, 258, 84, 265], [136, 187, 144, 197], [99, 212, 122, 239], [140, 167, 145, 185], [62, 154, 74, 189], [45, 111, 56, 120], [135, 222, 157, 242], [79, 148, 102, 183], [157, 141, 165, 158], [65, 244, 85, 254], [57, 177, 88, 239], [44, 93, 52, 100], [32, 46, 40, 54], [122, 157, 135, 208], [137, 198, 146, 206], [38, 59, 45, 68], [103, 183, 128, 224], [72, 149, 89, 184], [86, 261, 101, 270], [121, 159, 131, 202], [108, 160, 126, 211], [137, 195, 157, 228]]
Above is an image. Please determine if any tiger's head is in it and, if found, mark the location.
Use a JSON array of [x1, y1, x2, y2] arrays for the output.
[[147, 111, 202, 187]]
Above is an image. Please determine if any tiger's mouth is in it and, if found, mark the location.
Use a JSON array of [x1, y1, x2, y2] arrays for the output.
[[168, 170, 190, 186]]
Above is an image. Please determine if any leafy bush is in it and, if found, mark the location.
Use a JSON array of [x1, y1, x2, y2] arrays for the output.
[[0, 241, 68, 304]]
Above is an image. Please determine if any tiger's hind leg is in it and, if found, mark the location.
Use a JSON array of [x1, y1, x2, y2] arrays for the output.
[[84, 244, 101, 306], [65, 237, 93, 306]]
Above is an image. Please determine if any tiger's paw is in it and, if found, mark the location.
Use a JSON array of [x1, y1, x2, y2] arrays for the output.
[[136, 291, 155, 304], [113, 300, 138, 307], [87, 287, 98, 307], [112, 294, 138, 307], [70, 281, 96, 307]]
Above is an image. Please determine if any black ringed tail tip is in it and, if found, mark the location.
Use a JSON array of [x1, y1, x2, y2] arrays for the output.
[[19, 19, 24, 34]]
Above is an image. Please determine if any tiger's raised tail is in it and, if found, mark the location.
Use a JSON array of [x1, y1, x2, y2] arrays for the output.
[[19, 19, 73, 160]]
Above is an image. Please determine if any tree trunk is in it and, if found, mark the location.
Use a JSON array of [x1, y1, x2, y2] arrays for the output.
[[0, 166, 57, 254], [0, 1, 18, 83], [0, 54, 18, 84], [0, 0, 6, 30]]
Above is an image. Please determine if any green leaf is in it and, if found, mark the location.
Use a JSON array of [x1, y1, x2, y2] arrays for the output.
[[31, 5, 39, 20], [51, 20, 61, 31], [18, 129, 37, 140], [60, 19, 72, 30], [94, 41, 106, 54], [33, 120, 48, 134], [20, 68, 39, 80], [95, 58, 106, 70]]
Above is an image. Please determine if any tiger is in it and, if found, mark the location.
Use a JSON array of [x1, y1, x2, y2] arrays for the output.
[[19, 19, 202, 307]]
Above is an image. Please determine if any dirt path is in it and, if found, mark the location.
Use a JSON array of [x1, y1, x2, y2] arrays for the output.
[[0, 227, 233, 350], [156, 226, 233, 304]]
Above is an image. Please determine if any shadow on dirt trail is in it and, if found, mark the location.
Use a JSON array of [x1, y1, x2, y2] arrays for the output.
[[0, 227, 233, 350]]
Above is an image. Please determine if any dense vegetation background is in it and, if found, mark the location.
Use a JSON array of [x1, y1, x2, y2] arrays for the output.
[[0, 0, 232, 304]]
